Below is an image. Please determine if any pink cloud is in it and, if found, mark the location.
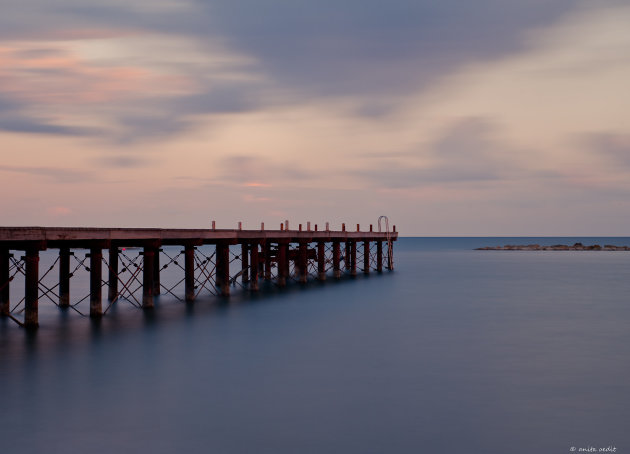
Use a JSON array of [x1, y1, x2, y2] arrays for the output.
[[46, 206, 72, 216], [0, 42, 195, 105]]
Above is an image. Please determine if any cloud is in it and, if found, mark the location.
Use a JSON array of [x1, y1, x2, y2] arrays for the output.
[[0, 165, 92, 182], [219, 155, 315, 185], [577, 132, 630, 169], [352, 117, 520, 188], [192, 0, 577, 96]]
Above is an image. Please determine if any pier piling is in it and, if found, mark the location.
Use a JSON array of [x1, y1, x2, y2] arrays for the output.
[[350, 241, 357, 277], [333, 241, 341, 279], [59, 247, 71, 307], [184, 245, 195, 302], [215, 242, 230, 297], [277, 241, 288, 287], [1, 248, 10, 316], [108, 246, 118, 302], [142, 246, 155, 309], [24, 248, 39, 328], [317, 241, 326, 281], [250, 242, 260, 291], [89, 246, 103, 318]]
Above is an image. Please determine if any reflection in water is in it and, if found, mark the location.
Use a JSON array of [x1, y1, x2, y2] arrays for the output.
[[2, 238, 630, 454]]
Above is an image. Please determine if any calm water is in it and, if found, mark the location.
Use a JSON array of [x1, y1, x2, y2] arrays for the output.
[[2, 237, 630, 453]]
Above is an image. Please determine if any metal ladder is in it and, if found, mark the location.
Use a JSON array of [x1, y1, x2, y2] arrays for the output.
[[377, 216, 394, 270]]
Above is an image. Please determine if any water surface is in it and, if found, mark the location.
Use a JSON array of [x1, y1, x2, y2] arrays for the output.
[[1, 237, 629, 453]]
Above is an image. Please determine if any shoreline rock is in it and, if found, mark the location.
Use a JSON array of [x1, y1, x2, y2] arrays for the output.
[[475, 243, 630, 251]]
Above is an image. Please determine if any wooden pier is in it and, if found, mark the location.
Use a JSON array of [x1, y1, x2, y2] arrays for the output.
[[0, 222, 397, 328]]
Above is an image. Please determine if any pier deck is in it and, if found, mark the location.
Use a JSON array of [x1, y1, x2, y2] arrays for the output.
[[0, 224, 397, 328]]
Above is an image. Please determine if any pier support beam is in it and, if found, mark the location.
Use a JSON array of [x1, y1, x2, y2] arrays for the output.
[[277, 242, 288, 287], [241, 243, 249, 285], [142, 246, 155, 309], [387, 241, 393, 271], [333, 241, 341, 279], [250, 242, 259, 291], [350, 240, 357, 277], [215, 242, 230, 297], [345, 241, 351, 271], [90, 247, 103, 318], [1, 249, 10, 316], [59, 248, 71, 307], [108, 246, 118, 302], [377, 241, 383, 273], [24, 248, 39, 328], [317, 241, 326, 281], [298, 241, 308, 283], [185, 245, 195, 302], [363, 241, 370, 274]]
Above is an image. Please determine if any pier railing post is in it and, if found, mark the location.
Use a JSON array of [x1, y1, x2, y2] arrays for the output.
[[250, 242, 259, 291], [317, 241, 326, 281], [1, 248, 10, 316], [108, 246, 118, 302], [376, 241, 383, 273], [332, 240, 341, 279], [59, 247, 71, 307], [215, 242, 230, 297], [185, 245, 195, 302], [363, 241, 370, 274], [90, 246, 103, 318], [142, 246, 155, 309], [24, 247, 40, 328]]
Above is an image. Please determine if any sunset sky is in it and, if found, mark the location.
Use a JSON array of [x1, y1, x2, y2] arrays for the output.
[[1, 0, 629, 235]]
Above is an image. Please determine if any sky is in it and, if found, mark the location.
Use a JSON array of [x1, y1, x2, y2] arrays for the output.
[[1, 0, 629, 235]]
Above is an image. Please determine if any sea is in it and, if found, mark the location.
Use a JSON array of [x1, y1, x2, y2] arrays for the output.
[[1, 237, 630, 454]]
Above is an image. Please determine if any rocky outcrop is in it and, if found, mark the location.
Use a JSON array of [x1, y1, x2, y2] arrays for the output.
[[475, 243, 630, 251]]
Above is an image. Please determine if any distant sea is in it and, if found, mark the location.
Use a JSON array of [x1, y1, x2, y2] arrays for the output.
[[2, 237, 630, 454]]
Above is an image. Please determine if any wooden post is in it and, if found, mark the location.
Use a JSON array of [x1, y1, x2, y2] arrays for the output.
[[277, 242, 288, 287], [387, 240, 394, 271], [377, 241, 383, 273], [317, 241, 326, 281], [24, 248, 39, 328], [59, 247, 71, 307], [185, 245, 195, 302], [142, 247, 155, 309], [1, 248, 10, 316], [241, 243, 249, 284], [153, 248, 161, 295], [215, 242, 230, 297], [107, 246, 118, 302], [298, 241, 308, 283], [333, 240, 341, 279], [350, 240, 357, 277], [90, 247, 103, 318], [250, 242, 259, 291], [363, 240, 370, 274]]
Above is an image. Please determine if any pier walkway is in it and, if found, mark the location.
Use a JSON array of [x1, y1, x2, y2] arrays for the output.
[[0, 222, 397, 328]]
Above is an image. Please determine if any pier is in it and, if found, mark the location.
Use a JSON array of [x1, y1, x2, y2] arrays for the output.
[[0, 222, 397, 328]]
